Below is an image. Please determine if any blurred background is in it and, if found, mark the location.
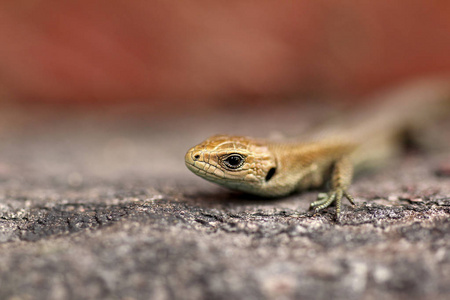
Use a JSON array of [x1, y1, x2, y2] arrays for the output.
[[1, 1, 449, 113]]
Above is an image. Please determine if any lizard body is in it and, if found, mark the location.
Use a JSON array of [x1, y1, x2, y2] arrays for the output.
[[185, 80, 450, 218]]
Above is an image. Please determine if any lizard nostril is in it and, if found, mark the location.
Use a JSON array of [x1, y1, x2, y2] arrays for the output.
[[194, 154, 200, 160]]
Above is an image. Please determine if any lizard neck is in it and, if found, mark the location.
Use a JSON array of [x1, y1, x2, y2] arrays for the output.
[[258, 140, 356, 196]]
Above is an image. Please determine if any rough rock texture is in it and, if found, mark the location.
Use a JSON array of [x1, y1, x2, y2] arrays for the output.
[[0, 102, 449, 300]]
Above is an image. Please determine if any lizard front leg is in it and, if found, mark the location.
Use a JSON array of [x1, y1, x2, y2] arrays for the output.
[[309, 156, 356, 218]]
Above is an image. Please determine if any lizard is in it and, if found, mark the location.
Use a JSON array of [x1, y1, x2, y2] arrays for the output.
[[184, 80, 450, 219]]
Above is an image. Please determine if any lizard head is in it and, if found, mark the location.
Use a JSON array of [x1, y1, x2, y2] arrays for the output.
[[185, 135, 277, 195]]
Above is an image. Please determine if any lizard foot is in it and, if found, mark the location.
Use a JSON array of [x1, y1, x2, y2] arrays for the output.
[[309, 188, 355, 218]]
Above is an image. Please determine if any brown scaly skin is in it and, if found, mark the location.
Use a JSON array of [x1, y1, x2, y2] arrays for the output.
[[185, 80, 450, 220], [185, 135, 357, 218]]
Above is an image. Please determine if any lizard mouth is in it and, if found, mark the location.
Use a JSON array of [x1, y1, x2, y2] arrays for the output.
[[184, 149, 262, 188], [185, 151, 219, 178], [184, 157, 205, 175], [185, 150, 247, 183]]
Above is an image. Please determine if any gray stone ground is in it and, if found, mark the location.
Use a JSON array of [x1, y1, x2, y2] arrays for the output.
[[0, 101, 449, 300]]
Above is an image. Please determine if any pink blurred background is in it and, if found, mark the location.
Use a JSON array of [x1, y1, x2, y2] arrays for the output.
[[1, 1, 450, 110]]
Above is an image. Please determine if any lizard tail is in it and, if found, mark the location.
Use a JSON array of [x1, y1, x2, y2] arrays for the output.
[[347, 78, 450, 170]]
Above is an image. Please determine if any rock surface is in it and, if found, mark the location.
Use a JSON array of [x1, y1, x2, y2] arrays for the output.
[[0, 102, 449, 300]]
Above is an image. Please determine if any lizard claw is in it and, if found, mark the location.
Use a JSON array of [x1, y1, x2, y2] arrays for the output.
[[309, 188, 355, 218]]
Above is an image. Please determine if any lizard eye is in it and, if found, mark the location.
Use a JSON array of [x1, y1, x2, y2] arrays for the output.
[[222, 154, 245, 169]]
